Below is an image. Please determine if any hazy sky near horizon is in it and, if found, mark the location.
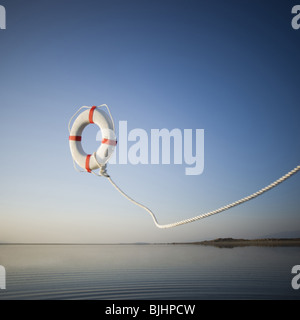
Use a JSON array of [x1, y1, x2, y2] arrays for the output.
[[0, 0, 299, 243]]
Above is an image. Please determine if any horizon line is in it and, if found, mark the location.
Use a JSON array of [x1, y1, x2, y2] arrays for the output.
[[1, 237, 300, 245]]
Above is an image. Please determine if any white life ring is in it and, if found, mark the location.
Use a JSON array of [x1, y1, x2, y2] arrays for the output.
[[69, 106, 117, 172]]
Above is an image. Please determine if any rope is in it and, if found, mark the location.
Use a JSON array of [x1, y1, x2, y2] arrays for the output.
[[105, 165, 300, 229], [69, 105, 300, 229]]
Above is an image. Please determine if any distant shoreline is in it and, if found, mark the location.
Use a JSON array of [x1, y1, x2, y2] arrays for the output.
[[171, 238, 300, 247], [1, 238, 300, 247]]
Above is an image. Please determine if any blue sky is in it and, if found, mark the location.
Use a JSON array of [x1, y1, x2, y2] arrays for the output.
[[0, 0, 299, 243]]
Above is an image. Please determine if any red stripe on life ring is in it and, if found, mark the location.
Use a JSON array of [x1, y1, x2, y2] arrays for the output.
[[69, 136, 82, 141], [102, 138, 117, 146], [85, 154, 92, 173], [89, 106, 97, 124]]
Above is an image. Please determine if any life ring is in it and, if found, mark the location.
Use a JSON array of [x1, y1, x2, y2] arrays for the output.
[[69, 106, 117, 172]]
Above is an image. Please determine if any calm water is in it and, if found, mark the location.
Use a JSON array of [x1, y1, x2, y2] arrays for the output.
[[0, 244, 299, 300]]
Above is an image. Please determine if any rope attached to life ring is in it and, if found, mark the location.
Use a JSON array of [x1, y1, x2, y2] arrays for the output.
[[69, 105, 300, 229], [105, 166, 300, 229]]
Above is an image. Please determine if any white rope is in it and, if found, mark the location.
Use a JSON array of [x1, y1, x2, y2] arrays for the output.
[[106, 165, 300, 229], [69, 105, 300, 229]]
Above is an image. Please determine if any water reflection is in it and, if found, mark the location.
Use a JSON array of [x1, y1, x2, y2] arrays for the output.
[[0, 244, 299, 300]]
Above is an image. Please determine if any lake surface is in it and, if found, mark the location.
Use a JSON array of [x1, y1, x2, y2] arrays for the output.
[[0, 244, 299, 300]]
